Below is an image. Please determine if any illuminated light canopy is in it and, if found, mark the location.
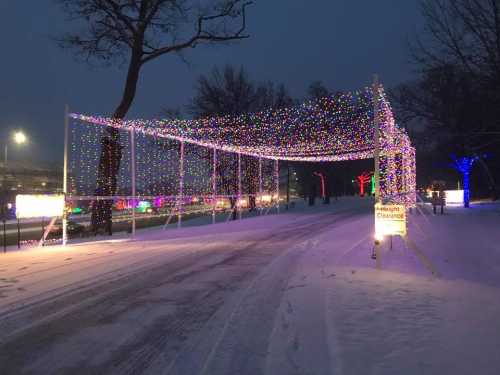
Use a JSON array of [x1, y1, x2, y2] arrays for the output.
[[69, 87, 408, 162], [68, 84, 416, 207], [16, 195, 65, 219]]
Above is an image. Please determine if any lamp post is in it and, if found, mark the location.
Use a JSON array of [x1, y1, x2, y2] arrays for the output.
[[4, 131, 27, 167], [2, 130, 27, 252]]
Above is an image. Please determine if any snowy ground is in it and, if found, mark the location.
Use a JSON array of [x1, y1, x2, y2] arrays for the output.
[[0, 198, 499, 374]]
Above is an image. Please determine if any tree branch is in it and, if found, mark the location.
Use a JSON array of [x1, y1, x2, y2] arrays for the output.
[[141, 1, 252, 64]]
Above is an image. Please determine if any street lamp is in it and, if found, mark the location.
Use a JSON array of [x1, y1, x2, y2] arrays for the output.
[[4, 130, 27, 165], [2, 130, 28, 251], [13, 131, 27, 145]]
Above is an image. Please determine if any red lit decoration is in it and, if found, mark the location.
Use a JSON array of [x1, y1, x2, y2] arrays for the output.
[[356, 171, 373, 196], [313, 172, 326, 199]]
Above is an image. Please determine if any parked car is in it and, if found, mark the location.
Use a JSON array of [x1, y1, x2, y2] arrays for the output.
[[50, 220, 85, 237]]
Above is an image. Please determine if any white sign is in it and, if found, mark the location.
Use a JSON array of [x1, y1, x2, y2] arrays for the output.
[[375, 203, 406, 238], [16, 195, 65, 219], [427, 190, 464, 205], [444, 190, 464, 205]]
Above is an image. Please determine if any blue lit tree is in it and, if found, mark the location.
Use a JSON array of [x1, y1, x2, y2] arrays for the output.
[[451, 155, 479, 208]]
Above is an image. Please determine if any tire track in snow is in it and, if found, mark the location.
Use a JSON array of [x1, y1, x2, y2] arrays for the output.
[[0, 208, 368, 374], [189, 212, 363, 375]]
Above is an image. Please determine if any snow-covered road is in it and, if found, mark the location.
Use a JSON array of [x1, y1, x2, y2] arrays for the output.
[[0, 198, 499, 374]]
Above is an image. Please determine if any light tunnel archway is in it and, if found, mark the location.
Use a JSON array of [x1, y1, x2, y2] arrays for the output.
[[65, 81, 416, 238]]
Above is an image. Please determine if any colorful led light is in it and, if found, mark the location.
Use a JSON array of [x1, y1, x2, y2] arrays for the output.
[[68, 85, 416, 209]]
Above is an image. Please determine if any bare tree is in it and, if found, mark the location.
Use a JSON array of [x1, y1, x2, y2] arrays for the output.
[[56, 0, 253, 233], [390, 65, 485, 151], [189, 65, 256, 118], [391, 66, 499, 197], [398, 1, 500, 197], [415, 0, 500, 82], [189, 65, 293, 118], [188, 65, 293, 217], [413, 0, 500, 134], [307, 81, 330, 100]]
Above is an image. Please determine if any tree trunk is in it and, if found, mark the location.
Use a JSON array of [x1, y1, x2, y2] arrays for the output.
[[91, 48, 142, 235]]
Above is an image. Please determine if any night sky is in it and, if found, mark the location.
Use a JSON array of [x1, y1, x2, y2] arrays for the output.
[[0, 1, 424, 164]]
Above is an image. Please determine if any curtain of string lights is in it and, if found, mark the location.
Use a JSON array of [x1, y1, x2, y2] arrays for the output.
[[66, 84, 416, 233]]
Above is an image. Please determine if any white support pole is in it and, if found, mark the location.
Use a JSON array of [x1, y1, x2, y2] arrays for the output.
[[275, 159, 280, 214], [130, 127, 136, 237], [259, 157, 263, 215], [212, 147, 217, 224], [373, 74, 380, 204], [62, 105, 69, 246], [387, 117, 396, 200], [402, 149, 409, 204], [410, 147, 417, 207], [372, 74, 382, 266], [238, 152, 242, 220], [178, 141, 184, 228]]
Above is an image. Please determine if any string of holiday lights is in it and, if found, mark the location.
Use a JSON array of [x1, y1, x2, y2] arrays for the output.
[[68, 85, 416, 211], [70, 87, 405, 162]]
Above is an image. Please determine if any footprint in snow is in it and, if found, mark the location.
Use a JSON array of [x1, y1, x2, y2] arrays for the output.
[[281, 313, 289, 330], [292, 334, 300, 351], [286, 284, 307, 291]]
